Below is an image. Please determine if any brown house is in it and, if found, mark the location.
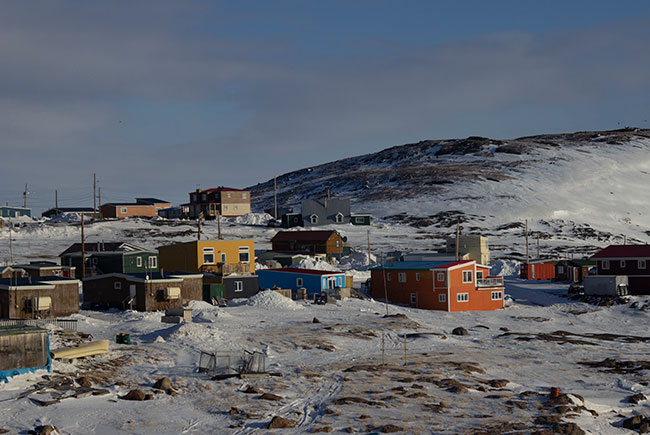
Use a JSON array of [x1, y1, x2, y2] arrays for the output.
[[0, 277, 80, 319], [270, 230, 350, 262], [188, 187, 251, 219], [0, 266, 26, 279], [14, 261, 75, 278], [82, 272, 203, 311], [100, 203, 159, 219]]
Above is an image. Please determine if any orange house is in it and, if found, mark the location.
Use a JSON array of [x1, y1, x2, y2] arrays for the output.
[[370, 260, 504, 312]]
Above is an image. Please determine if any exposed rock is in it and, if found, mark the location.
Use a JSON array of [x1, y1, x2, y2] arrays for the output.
[[452, 327, 468, 336], [312, 427, 333, 433], [267, 416, 296, 429], [76, 376, 92, 388], [629, 393, 648, 404], [312, 317, 321, 323], [535, 415, 562, 425], [31, 425, 60, 435], [488, 379, 509, 388], [120, 389, 153, 401], [372, 424, 404, 433], [153, 377, 172, 391], [243, 385, 264, 394], [552, 422, 585, 435], [358, 414, 370, 419], [259, 392, 283, 401]]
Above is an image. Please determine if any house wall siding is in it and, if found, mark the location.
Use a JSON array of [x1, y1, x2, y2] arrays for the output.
[[1, 282, 79, 319]]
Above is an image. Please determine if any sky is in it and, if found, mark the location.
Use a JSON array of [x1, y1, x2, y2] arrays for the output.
[[2, 0, 650, 214]]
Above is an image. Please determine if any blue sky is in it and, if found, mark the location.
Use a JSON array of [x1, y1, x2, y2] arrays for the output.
[[2, 1, 650, 213]]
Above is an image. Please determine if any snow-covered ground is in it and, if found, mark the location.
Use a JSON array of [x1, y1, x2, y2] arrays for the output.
[[1, 276, 649, 434]]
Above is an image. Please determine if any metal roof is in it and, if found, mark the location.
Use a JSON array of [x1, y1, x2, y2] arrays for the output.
[[271, 230, 338, 242], [591, 245, 650, 259], [262, 268, 343, 275]]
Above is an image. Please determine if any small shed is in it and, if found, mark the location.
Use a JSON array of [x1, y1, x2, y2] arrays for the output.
[[520, 261, 557, 280], [281, 213, 303, 228], [350, 214, 372, 226], [0, 325, 50, 382]]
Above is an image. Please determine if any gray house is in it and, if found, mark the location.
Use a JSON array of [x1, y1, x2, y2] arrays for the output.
[[301, 198, 350, 227]]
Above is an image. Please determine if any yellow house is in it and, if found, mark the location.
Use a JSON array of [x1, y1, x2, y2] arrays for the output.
[[158, 240, 255, 274]]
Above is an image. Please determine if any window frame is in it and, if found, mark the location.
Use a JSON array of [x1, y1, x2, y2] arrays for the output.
[[238, 247, 250, 263], [491, 291, 503, 300], [398, 272, 407, 283], [114, 281, 122, 290], [136, 256, 142, 267], [297, 278, 303, 287], [639, 259, 647, 270], [310, 214, 318, 224], [436, 272, 445, 282], [438, 293, 446, 303], [120, 207, 127, 213], [621, 260, 626, 268], [149, 256, 157, 269], [457, 292, 469, 302], [462, 270, 473, 283], [602, 260, 609, 270], [234, 281, 243, 292], [335, 212, 344, 223], [386, 271, 391, 281], [203, 247, 215, 264], [410, 293, 417, 304], [220, 252, 227, 263], [415, 272, 420, 282]]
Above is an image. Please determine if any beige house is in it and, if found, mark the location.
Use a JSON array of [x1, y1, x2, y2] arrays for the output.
[[446, 235, 490, 265], [188, 187, 251, 219]]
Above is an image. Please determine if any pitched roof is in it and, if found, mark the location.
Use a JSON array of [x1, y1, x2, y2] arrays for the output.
[[371, 261, 455, 271], [135, 198, 169, 204], [263, 268, 343, 275], [433, 260, 474, 269], [102, 202, 153, 207], [191, 187, 248, 194], [59, 242, 147, 256], [591, 245, 650, 259], [271, 230, 338, 242]]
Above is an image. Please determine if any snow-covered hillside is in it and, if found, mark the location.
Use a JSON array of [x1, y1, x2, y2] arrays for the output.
[[248, 128, 650, 258]]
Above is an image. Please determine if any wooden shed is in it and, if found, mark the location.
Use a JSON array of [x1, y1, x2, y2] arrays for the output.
[[520, 262, 557, 280], [0, 325, 50, 382]]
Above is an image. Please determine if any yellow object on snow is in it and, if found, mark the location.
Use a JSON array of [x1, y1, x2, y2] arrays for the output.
[[51, 340, 109, 360]]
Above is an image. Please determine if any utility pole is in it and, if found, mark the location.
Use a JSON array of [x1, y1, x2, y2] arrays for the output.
[[8, 219, 13, 264], [55, 190, 58, 214], [98, 187, 102, 219], [455, 218, 460, 261], [217, 211, 222, 240], [537, 234, 540, 258], [197, 212, 202, 240], [81, 214, 86, 278], [367, 229, 371, 265], [273, 176, 277, 220], [525, 219, 529, 263], [93, 173, 97, 221], [23, 184, 28, 208]]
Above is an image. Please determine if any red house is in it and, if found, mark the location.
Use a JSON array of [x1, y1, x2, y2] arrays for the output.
[[371, 260, 504, 312], [591, 245, 650, 295]]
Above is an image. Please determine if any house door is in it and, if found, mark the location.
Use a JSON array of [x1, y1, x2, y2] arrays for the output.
[[129, 285, 136, 299]]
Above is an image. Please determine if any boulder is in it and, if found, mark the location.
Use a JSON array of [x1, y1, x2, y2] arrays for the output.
[[267, 416, 296, 429], [452, 327, 468, 336], [76, 376, 92, 388], [31, 426, 59, 435], [312, 317, 321, 324], [153, 377, 172, 391], [121, 389, 152, 401], [259, 392, 283, 401], [629, 393, 647, 404], [243, 385, 263, 394]]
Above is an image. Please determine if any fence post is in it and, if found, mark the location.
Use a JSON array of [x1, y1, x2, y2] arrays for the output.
[[381, 333, 385, 366], [403, 334, 407, 366]]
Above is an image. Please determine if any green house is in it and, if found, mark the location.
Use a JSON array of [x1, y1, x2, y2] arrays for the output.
[[59, 242, 158, 276]]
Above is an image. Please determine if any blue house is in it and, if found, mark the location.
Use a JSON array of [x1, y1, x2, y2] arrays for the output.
[[0, 206, 31, 218], [0, 325, 51, 382], [257, 268, 346, 298]]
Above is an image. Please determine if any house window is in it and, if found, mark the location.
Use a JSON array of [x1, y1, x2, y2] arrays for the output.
[[233, 205, 238, 210], [242, 193, 247, 199], [462, 270, 473, 283], [438, 293, 446, 303], [639, 260, 647, 269], [476, 271, 484, 280], [297, 278, 303, 287], [201, 194, 206, 200], [386, 272, 391, 281], [335, 213, 344, 223], [602, 260, 609, 270], [437, 272, 445, 282], [149, 256, 157, 269], [620, 260, 626, 268], [92, 257, 98, 265], [203, 248, 215, 264], [239, 247, 250, 263], [120, 207, 127, 213], [221, 253, 227, 263], [410, 293, 417, 304], [224, 205, 229, 211], [234, 281, 243, 292], [398, 272, 406, 283], [136, 256, 142, 267], [310, 214, 318, 224], [415, 273, 420, 281], [227, 193, 231, 198], [354, 217, 365, 224], [114, 281, 122, 290], [457, 293, 469, 302], [557, 265, 564, 273], [491, 291, 503, 300]]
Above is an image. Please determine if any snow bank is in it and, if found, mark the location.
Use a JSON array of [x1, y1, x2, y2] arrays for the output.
[[491, 259, 521, 277], [232, 290, 304, 310], [293, 257, 339, 271], [228, 213, 273, 226]]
